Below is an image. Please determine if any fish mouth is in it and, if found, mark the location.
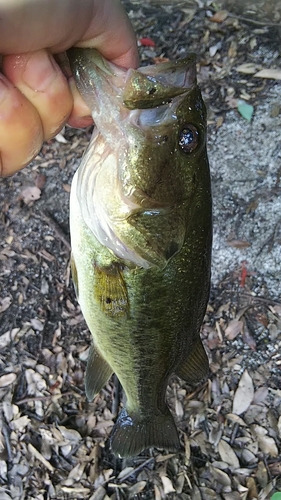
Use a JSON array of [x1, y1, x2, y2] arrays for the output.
[[69, 49, 198, 268]]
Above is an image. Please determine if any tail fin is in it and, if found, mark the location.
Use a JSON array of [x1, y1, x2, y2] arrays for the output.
[[110, 408, 180, 458]]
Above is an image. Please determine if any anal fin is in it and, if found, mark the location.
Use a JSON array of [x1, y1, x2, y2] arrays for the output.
[[85, 344, 113, 401], [176, 339, 209, 385]]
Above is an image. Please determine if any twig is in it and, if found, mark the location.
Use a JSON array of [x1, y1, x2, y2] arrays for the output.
[[227, 12, 281, 28], [118, 457, 154, 483], [2, 422, 13, 462], [15, 391, 74, 405], [226, 291, 281, 306], [207, 5, 281, 28]]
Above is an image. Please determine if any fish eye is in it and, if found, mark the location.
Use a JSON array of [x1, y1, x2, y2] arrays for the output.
[[179, 125, 199, 153]]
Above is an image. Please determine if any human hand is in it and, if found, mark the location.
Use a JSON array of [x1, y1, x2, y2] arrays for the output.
[[0, 0, 138, 176]]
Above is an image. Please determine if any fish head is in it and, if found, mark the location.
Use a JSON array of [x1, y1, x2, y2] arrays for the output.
[[68, 49, 209, 268]]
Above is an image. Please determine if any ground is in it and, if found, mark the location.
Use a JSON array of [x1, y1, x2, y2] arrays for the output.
[[0, 1, 281, 499]]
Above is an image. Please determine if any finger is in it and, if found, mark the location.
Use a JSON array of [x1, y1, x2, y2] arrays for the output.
[[0, 0, 139, 70], [2, 50, 73, 141], [0, 74, 43, 176], [77, 0, 139, 69], [67, 77, 93, 129]]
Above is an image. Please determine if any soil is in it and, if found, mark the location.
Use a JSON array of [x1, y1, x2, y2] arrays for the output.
[[0, 1, 280, 499]]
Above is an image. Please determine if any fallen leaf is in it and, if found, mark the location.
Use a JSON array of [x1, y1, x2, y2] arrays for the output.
[[127, 481, 146, 496], [254, 68, 281, 80], [63, 183, 71, 193], [236, 63, 260, 74], [9, 415, 30, 431], [216, 116, 224, 128], [225, 319, 243, 340], [35, 174, 47, 189], [161, 476, 175, 494], [55, 130, 68, 143], [251, 425, 278, 457], [0, 328, 19, 348], [232, 370, 254, 415], [30, 318, 44, 332], [246, 477, 258, 499], [0, 373, 17, 388], [237, 101, 254, 121], [153, 56, 170, 64], [242, 323, 256, 351], [57, 426, 82, 442], [0, 296, 12, 313], [209, 10, 228, 23], [227, 239, 251, 249], [139, 37, 155, 47], [218, 439, 240, 469]]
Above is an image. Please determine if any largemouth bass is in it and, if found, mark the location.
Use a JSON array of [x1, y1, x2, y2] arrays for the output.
[[68, 48, 212, 457]]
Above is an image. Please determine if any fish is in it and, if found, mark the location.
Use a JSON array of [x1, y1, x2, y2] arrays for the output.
[[67, 48, 212, 457]]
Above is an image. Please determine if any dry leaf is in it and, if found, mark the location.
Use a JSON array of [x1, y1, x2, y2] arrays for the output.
[[153, 56, 170, 64], [55, 130, 68, 143], [251, 425, 278, 457], [246, 476, 258, 499], [0, 373, 17, 388], [252, 386, 268, 405], [235, 63, 260, 74], [9, 415, 30, 431], [216, 116, 224, 128], [0, 328, 19, 349], [89, 486, 107, 500], [0, 297, 12, 313], [30, 318, 44, 332], [127, 481, 146, 497], [63, 183, 71, 193], [35, 174, 46, 189], [254, 68, 281, 80], [218, 439, 240, 469], [226, 414, 247, 426], [242, 323, 257, 351], [225, 319, 243, 340], [227, 239, 251, 249], [161, 476, 175, 494], [232, 370, 254, 415], [209, 10, 228, 23]]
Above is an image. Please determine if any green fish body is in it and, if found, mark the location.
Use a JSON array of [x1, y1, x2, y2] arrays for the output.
[[68, 49, 212, 457]]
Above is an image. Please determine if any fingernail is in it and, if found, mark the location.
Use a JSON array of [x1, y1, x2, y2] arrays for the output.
[[0, 74, 10, 104], [23, 51, 58, 92]]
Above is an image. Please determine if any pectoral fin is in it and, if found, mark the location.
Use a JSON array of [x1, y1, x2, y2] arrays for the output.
[[85, 344, 113, 401], [94, 263, 129, 318], [176, 339, 209, 385], [70, 254, 79, 299]]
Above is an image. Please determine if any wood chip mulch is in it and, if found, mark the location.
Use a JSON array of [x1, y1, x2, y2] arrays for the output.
[[0, 1, 280, 499]]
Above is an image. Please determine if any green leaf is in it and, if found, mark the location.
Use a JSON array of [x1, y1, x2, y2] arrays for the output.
[[237, 101, 254, 121], [271, 493, 281, 500]]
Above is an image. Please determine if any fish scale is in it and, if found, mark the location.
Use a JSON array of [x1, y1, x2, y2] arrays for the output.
[[68, 48, 212, 457]]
